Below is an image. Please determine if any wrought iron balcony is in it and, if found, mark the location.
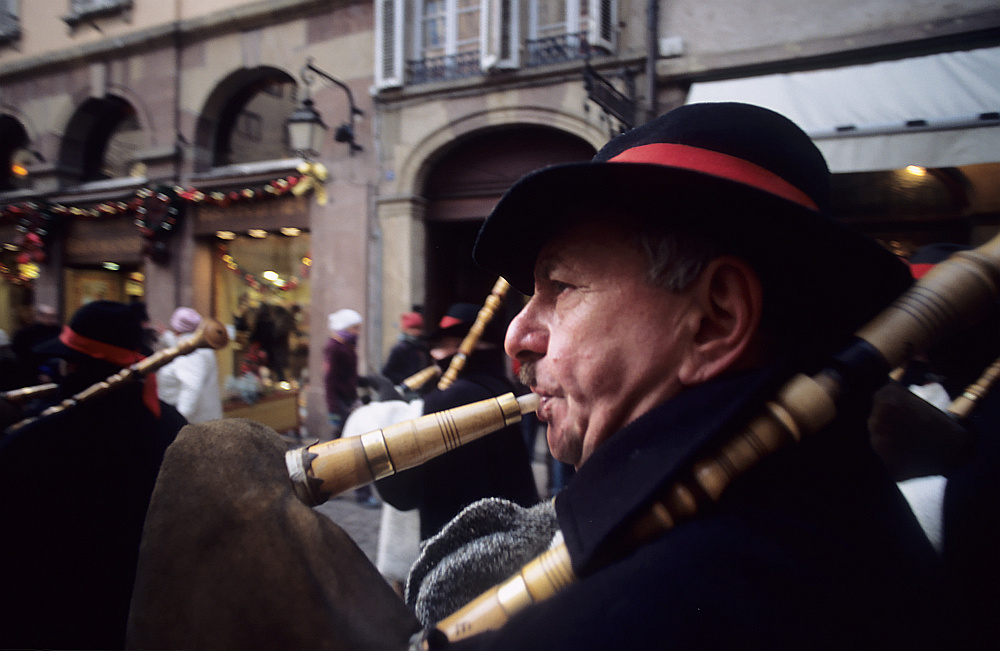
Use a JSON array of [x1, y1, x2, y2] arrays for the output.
[[526, 32, 590, 68], [406, 50, 482, 86]]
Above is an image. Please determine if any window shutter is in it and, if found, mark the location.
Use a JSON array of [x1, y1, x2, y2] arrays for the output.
[[481, 0, 519, 71], [587, 0, 615, 51], [375, 0, 405, 89]]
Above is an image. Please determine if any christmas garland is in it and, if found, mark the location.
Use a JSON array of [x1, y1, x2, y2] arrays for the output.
[[216, 242, 312, 294], [0, 172, 312, 284]]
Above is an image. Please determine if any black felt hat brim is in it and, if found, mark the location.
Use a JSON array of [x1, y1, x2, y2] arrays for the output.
[[473, 160, 912, 351]]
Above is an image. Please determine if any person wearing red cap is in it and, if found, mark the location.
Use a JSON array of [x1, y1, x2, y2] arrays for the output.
[[381, 310, 432, 385], [0, 300, 186, 650], [377, 303, 540, 541]]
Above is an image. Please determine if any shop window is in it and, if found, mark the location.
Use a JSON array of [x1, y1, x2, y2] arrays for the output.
[[64, 265, 143, 316], [214, 76, 298, 167], [213, 230, 311, 393]]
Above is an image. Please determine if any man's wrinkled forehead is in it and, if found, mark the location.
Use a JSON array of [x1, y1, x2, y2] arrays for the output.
[[531, 219, 635, 282]]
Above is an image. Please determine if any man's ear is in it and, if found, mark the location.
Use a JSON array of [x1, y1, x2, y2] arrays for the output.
[[677, 256, 763, 386]]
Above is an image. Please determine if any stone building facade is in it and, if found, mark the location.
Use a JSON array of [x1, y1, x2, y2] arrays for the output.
[[2, 0, 998, 436]]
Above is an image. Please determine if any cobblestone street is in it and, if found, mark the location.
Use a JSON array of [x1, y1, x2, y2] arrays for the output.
[[313, 495, 382, 564]]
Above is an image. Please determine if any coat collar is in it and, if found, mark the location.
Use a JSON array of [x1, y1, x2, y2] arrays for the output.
[[554, 364, 791, 574]]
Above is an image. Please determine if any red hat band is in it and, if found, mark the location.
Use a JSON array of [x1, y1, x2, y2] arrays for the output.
[[608, 143, 819, 212]]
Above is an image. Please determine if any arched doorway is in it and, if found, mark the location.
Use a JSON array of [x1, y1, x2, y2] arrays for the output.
[[422, 125, 594, 327]]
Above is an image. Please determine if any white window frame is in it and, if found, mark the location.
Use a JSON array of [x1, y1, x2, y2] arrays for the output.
[[527, 0, 615, 51], [375, 0, 405, 89], [587, 0, 615, 52], [414, 0, 480, 60], [480, 0, 519, 71]]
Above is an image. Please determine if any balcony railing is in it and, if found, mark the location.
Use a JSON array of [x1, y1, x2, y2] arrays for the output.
[[406, 50, 482, 86], [526, 32, 589, 68], [403, 32, 602, 87]]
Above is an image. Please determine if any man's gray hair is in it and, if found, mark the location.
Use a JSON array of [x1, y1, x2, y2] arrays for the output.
[[636, 227, 721, 293]]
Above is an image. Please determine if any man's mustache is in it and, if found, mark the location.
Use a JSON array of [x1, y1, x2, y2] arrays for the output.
[[517, 360, 536, 388]]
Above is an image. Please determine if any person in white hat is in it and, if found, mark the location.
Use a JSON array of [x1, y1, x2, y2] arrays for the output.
[[324, 308, 363, 439]]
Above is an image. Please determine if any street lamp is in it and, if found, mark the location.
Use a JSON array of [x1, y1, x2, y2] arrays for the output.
[[286, 57, 364, 157]]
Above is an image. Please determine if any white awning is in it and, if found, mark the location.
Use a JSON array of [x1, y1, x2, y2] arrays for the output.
[[686, 46, 1000, 173]]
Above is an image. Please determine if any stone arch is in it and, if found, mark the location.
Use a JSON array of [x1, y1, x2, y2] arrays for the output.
[[58, 94, 145, 183], [103, 82, 158, 147], [396, 106, 606, 198], [193, 66, 297, 171], [0, 114, 30, 191], [415, 117, 597, 325]]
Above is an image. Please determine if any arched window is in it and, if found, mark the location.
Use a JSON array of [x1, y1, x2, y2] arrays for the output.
[[60, 96, 144, 183], [0, 114, 30, 192], [209, 70, 298, 167]]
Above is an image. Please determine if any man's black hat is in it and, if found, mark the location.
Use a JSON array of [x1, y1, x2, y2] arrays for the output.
[[34, 300, 145, 365], [431, 302, 505, 346], [473, 102, 911, 352]]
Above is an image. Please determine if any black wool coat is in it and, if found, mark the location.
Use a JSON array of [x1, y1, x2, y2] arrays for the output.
[[0, 382, 186, 650], [447, 367, 947, 651], [377, 348, 539, 540]]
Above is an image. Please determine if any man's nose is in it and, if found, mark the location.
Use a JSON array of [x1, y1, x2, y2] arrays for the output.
[[504, 299, 547, 360]]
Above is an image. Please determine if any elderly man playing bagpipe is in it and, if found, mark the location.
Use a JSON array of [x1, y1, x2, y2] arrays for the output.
[[125, 103, 997, 650]]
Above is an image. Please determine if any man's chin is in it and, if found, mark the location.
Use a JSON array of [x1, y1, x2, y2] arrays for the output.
[[546, 427, 582, 468]]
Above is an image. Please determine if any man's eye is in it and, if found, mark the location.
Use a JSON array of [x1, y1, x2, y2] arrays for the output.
[[552, 280, 572, 294]]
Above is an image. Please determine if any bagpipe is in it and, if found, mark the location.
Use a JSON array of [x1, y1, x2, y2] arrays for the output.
[[128, 235, 1000, 650]]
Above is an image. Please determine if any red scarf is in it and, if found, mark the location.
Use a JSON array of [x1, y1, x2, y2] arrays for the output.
[[59, 326, 161, 417]]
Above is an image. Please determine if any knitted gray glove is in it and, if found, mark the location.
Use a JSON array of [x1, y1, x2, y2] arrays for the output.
[[406, 498, 559, 627]]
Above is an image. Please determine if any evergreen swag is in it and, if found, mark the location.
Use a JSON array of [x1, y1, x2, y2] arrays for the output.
[[0, 173, 308, 282]]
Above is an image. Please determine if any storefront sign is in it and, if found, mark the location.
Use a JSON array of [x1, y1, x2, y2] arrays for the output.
[[193, 193, 310, 235], [65, 218, 144, 265]]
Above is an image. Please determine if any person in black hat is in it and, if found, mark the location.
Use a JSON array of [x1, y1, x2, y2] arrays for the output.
[[404, 103, 949, 649], [0, 300, 186, 650], [381, 308, 432, 386], [376, 302, 540, 541], [9, 303, 61, 387]]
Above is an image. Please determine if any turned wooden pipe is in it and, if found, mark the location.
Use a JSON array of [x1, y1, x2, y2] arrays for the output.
[[4, 318, 229, 435], [286, 392, 539, 506], [1, 383, 58, 404], [396, 365, 443, 398], [947, 354, 1000, 420], [437, 278, 511, 390]]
